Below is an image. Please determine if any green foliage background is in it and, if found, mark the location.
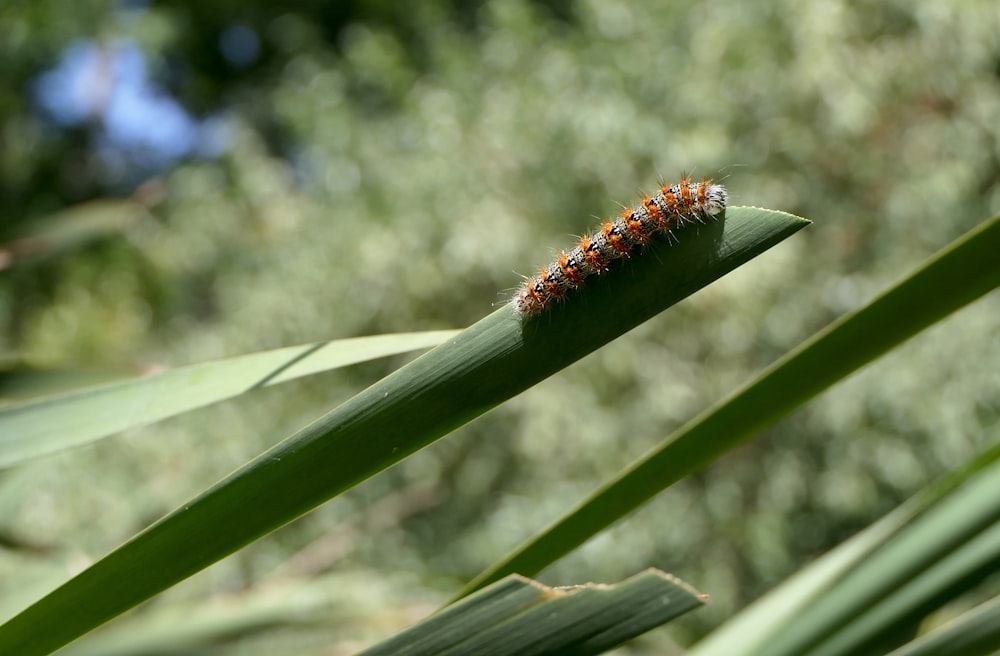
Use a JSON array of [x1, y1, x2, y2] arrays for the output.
[[1, 0, 998, 652]]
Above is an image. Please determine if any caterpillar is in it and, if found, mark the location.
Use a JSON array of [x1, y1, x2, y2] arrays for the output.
[[513, 177, 728, 316]]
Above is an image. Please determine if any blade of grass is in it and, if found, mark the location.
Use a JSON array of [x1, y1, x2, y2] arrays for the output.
[[815, 522, 1000, 656], [449, 569, 705, 656], [763, 449, 1000, 656], [568, 570, 706, 655], [0, 331, 459, 468], [458, 213, 1000, 598], [0, 207, 808, 655], [688, 440, 1000, 656], [885, 595, 1000, 656], [360, 570, 704, 656], [357, 576, 552, 656]]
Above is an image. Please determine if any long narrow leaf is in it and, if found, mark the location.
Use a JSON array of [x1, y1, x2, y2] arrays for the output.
[[459, 213, 1000, 597], [0, 331, 459, 467], [886, 594, 1000, 656], [689, 441, 1000, 656], [763, 449, 1000, 656], [357, 575, 549, 656], [359, 569, 704, 656], [0, 207, 807, 655]]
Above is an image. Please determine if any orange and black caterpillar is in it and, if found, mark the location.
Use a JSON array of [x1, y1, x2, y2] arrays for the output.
[[514, 177, 728, 315]]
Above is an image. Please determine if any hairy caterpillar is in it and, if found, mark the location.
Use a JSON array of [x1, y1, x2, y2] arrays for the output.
[[514, 177, 728, 316]]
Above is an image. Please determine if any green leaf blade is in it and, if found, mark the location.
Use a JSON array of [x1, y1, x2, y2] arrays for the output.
[[0, 331, 459, 467], [886, 595, 1000, 656], [0, 207, 806, 655], [359, 570, 705, 656], [689, 443, 1000, 656], [765, 453, 1000, 656]]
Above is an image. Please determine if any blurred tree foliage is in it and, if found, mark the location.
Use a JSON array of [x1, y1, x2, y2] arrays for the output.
[[1, 0, 999, 651]]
